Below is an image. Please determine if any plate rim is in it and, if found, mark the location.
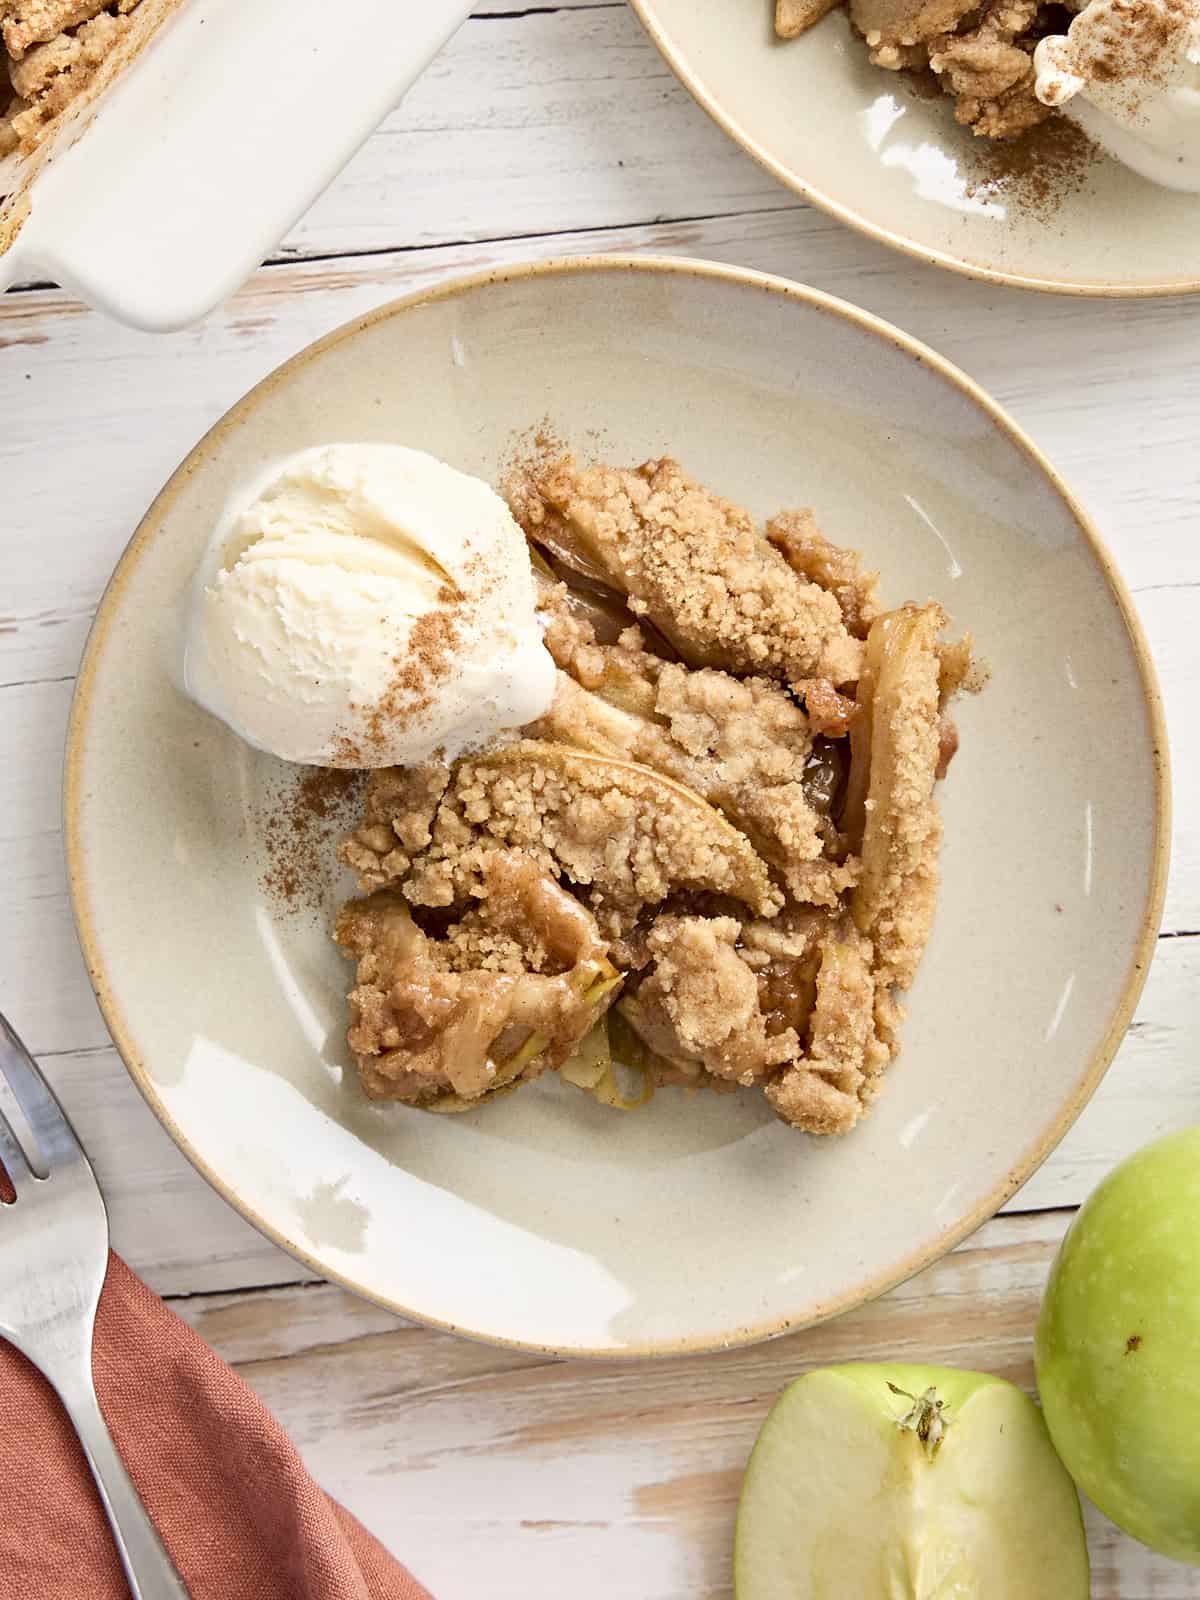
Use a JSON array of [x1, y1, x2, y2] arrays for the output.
[[63, 254, 1172, 1356], [628, 0, 1200, 300]]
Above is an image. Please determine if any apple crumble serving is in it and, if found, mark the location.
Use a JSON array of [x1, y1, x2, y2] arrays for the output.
[[335, 455, 979, 1136], [772, 0, 1083, 141]]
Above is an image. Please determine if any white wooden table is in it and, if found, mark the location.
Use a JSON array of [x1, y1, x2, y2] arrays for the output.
[[2, 4, 1198, 1595]]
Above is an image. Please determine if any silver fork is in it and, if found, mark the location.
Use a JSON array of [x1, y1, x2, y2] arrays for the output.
[[0, 1013, 190, 1599]]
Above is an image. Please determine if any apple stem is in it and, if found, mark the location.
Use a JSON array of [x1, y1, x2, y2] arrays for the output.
[[887, 1383, 951, 1459]]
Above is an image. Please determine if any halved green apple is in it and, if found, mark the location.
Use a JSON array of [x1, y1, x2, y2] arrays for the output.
[[734, 1363, 1088, 1599]]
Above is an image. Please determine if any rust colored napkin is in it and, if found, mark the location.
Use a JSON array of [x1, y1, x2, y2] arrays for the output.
[[0, 1253, 433, 1600]]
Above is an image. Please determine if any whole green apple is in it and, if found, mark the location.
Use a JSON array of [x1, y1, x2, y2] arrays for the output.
[[735, 1363, 1088, 1598], [1036, 1125, 1200, 1565]]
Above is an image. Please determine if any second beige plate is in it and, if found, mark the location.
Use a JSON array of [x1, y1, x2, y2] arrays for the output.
[[66, 258, 1167, 1355], [633, 0, 1200, 295]]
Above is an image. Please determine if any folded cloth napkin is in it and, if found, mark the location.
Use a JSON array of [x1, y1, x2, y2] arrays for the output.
[[0, 1252, 433, 1600]]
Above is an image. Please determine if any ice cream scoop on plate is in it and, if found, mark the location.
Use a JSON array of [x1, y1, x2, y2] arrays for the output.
[[182, 443, 556, 768], [1034, 0, 1200, 191]]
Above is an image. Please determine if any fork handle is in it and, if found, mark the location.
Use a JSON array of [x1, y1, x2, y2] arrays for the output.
[[59, 1377, 192, 1599]]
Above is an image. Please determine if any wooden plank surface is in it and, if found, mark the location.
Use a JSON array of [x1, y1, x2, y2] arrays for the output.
[[3, 2, 1198, 1592], [267, 1, 787, 263], [172, 1210, 1200, 1598]]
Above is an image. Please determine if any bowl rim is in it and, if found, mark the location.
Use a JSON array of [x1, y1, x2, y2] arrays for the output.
[[627, 0, 1200, 300], [63, 254, 1172, 1356]]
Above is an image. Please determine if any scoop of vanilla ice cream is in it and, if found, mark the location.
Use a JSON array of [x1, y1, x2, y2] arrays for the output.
[[183, 443, 556, 766], [1034, 0, 1200, 191]]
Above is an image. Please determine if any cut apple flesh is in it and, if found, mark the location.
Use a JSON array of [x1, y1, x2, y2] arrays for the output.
[[735, 1364, 1089, 1600]]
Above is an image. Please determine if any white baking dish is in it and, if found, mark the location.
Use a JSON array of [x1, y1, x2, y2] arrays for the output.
[[0, 0, 474, 329]]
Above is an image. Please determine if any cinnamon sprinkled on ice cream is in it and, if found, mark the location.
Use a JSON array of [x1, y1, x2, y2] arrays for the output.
[[182, 444, 556, 768], [1033, 0, 1200, 188]]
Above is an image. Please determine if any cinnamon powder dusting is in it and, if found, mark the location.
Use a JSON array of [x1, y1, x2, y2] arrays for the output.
[[259, 766, 364, 915], [501, 417, 617, 489], [964, 114, 1101, 214], [499, 418, 570, 493], [1071, 0, 1191, 118], [328, 578, 473, 768]]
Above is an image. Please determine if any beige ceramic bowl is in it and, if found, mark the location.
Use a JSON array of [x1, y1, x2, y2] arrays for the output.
[[631, 0, 1200, 296], [66, 258, 1169, 1356]]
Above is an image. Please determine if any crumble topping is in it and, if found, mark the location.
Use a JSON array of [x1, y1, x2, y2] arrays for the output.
[[776, 0, 842, 33], [334, 452, 977, 1134], [766, 508, 881, 640], [804, 0, 1068, 140], [769, 0, 1110, 146], [622, 916, 801, 1086], [338, 762, 450, 893], [508, 456, 864, 688], [397, 740, 784, 931], [530, 648, 846, 904]]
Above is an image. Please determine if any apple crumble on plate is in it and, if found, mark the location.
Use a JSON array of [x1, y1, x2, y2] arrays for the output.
[[773, 0, 1081, 142], [335, 455, 979, 1136]]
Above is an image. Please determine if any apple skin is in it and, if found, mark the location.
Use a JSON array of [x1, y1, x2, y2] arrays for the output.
[[1036, 1125, 1200, 1565]]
